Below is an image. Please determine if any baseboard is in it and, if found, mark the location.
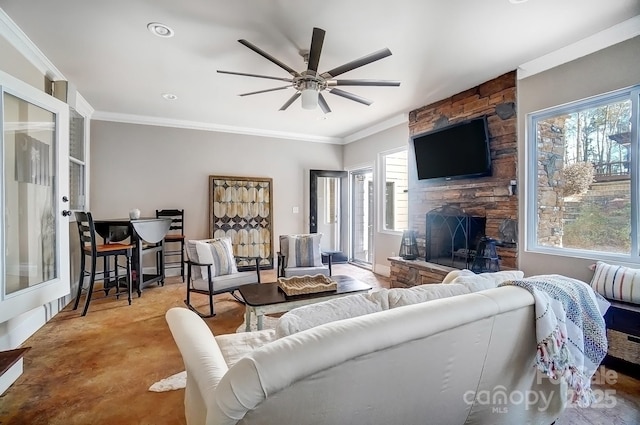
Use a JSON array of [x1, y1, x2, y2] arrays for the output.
[[373, 263, 391, 277]]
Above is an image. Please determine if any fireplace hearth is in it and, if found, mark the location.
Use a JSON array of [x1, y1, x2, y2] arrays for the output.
[[425, 206, 486, 269]]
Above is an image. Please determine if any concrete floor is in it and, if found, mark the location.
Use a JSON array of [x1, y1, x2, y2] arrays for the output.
[[0, 264, 637, 424]]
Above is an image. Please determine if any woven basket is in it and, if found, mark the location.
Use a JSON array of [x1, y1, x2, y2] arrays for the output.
[[607, 329, 640, 365], [277, 274, 337, 296]]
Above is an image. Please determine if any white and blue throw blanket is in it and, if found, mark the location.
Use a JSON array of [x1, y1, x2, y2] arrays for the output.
[[498, 274, 609, 407]]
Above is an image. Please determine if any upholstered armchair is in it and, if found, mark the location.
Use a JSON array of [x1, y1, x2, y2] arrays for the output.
[[184, 237, 260, 317], [278, 234, 332, 278]]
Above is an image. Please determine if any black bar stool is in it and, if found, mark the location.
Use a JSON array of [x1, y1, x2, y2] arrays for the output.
[[74, 211, 134, 316], [156, 209, 185, 281]]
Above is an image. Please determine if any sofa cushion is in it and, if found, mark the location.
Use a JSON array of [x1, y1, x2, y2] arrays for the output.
[[195, 237, 238, 279], [387, 283, 470, 309], [590, 261, 640, 304], [287, 234, 323, 268], [191, 270, 257, 292], [276, 289, 390, 338], [449, 269, 525, 292]]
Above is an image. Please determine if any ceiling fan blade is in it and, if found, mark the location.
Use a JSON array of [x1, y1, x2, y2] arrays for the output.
[[306, 27, 325, 74], [279, 92, 301, 110], [238, 39, 300, 77], [318, 93, 331, 114], [217, 70, 293, 83], [328, 88, 373, 106], [328, 79, 400, 87], [321, 48, 392, 78], [239, 86, 292, 97]]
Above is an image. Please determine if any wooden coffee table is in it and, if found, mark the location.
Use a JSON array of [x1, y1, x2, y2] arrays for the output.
[[238, 275, 372, 331]]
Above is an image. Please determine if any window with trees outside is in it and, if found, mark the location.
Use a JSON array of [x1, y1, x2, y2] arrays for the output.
[[528, 85, 639, 261], [380, 148, 408, 232]]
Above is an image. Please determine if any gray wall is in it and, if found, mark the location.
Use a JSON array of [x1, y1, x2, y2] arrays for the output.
[[343, 122, 409, 274], [517, 36, 640, 282], [90, 121, 343, 257]]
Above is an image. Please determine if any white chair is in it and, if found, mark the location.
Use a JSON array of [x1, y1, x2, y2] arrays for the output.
[[184, 238, 260, 317], [278, 234, 332, 278]]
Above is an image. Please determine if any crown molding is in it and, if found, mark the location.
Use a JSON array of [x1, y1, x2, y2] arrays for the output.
[[91, 111, 343, 144], [0, 8, 65, 80], [74, 93, 94, 116], [518, 15, 640, 80], [342, 113, 408, 144]]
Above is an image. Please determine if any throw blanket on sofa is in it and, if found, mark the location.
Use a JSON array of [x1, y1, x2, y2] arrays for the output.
[[498, 275, 608, 407]]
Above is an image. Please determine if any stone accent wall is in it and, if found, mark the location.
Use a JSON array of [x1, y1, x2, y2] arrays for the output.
[[408, 71, 518, 269], [536, 117, 566, 247]]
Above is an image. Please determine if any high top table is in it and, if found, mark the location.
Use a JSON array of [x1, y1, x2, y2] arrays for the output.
[[238, 275, 372, 331], [94, 217, 172, 294]]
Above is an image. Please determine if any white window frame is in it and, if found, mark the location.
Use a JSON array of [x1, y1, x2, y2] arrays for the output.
[[69, 94, 92, 217], [526, 85, 640, 263], [378, 147, 408, 235]]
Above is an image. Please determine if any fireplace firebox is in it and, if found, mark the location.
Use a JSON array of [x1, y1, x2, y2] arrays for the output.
[[425, 206, 486, 269]]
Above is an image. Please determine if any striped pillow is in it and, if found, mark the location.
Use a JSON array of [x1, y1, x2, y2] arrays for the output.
[[590, 261, 640, 304], [195, 237, 238, 279], [287, 234, 323, 268]]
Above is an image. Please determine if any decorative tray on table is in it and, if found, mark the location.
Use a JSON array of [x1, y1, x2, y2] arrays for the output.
[[277, 274, 337, 296]]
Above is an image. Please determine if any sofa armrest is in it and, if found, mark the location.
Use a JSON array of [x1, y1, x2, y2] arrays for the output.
[[165, 308, 229, 408]]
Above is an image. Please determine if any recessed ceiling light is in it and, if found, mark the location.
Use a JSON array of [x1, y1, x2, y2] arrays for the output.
[[161, 93, 178, 101], [147, 22, 174, 38]]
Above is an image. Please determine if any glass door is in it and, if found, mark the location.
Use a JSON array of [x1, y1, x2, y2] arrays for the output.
[[1, 70, 70, 322], [350, 167, 374, 267], [310, 170, 348, 263]]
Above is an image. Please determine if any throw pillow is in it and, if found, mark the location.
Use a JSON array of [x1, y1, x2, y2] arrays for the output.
[[287, 234, 323, 268], [590, 261, 640, 304], [195, 237, 238, 280]]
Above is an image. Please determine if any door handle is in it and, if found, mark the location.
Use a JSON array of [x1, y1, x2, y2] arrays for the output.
[[62, 196, 69, 203], [62, 210, 72, 217]]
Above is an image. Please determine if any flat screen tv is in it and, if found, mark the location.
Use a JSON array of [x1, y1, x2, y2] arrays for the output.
[[412, 116, 491, 181]]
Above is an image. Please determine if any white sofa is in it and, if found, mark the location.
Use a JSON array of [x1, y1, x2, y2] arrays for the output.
[[166, 278, 567, 425]]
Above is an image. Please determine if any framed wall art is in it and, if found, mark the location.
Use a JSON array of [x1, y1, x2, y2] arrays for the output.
[[209, 175, 273, 270]]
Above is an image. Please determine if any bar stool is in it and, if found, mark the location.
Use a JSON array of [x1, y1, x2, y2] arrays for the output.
[[74, 211, 134, 316], [156, 209, 185, 281]]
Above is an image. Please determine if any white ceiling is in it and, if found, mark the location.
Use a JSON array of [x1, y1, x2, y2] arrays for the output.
[[1, 0, 639, 143]]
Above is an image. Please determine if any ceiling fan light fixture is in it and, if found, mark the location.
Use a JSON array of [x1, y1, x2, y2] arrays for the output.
[[301, 88, 319, 110], [300, 79, 320, 110]]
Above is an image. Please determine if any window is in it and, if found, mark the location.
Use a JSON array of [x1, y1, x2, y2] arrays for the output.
[[69, 108, 86, 211], [528, 85, 639, 261], [380, 148, 408, 232]]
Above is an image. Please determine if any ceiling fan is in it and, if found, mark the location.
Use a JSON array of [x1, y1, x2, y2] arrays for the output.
[[217, 27, 400, 113]]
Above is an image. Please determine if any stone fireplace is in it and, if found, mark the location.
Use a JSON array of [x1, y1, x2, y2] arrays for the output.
[[389, 71, 519, 288], [425, 206, 486, 269]]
